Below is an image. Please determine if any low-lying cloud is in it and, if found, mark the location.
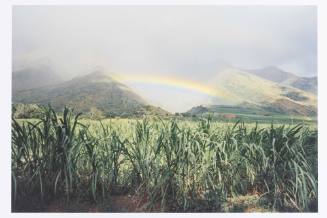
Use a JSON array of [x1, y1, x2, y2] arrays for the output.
[[13, 5, 317, 78]]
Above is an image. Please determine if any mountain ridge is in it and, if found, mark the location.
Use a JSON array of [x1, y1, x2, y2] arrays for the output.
[[12, 65, 317, 117], [247, 66, 317, 94], [199, 67, 317, 116], [13, 71, 170, 117]]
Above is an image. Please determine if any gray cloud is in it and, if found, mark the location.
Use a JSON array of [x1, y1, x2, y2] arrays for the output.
[[13, 5, 317, 78]]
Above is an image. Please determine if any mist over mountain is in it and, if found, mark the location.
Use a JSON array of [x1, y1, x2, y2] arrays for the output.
[[181, 65, 317, 117], [248, 66, 317, 94], [291, 77, 317, 94], [12, 6, 317, 114], [12, 64, 63, 94], [13, 6, 317, 79], [12, 71, 170, 117], [11, 63, 317, 117]]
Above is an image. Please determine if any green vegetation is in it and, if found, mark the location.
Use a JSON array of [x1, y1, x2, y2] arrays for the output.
[[12, 106, 317, 212], [12, 103, 43, 119], [282, 91, 308, 101], [184, 105, 316, 124]]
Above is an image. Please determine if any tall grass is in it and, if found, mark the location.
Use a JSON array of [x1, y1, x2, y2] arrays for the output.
[[11, 106, 317, 212]]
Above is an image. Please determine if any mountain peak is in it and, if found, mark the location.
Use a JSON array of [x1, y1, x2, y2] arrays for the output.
[[247, 66, 298, 83], [246, 66, 316, 94], [12, 69, 171, 117], [84, 71, 110, 79], [262, 65, 284, 72], [70, 71, 114, 84]]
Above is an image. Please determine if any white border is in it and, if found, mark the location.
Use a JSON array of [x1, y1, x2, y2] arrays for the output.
[[1, 0, 327, 218]]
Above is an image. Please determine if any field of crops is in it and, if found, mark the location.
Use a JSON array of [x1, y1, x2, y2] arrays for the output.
[[11, 106, 318, 212]]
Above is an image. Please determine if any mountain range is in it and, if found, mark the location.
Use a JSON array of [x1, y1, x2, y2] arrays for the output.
[[12, 64, 317, 117]]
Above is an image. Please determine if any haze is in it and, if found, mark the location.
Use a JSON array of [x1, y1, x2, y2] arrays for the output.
[[12, 6, 317, 112]]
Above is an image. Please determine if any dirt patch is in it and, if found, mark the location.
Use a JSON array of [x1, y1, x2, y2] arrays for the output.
[[222, 195, 272, 212], [44, 195, 152, 212], [109, 195, 139, 212], [46, 198, 102, 212], [14, 194, 272, 212]]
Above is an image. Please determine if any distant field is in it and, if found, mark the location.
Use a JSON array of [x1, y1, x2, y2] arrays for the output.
[[185, 105, 317, 124], [18, 113, 317, 127], [209, 113, 317, 124]]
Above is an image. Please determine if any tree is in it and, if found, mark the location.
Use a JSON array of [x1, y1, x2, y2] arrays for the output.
[[89, 107, 105, 120], [12, 103, 42, 119]]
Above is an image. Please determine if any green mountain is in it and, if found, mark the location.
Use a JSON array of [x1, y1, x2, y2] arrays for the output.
[[12, 71, 170, 117]]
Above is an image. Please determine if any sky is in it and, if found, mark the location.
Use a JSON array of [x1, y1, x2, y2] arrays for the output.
[[12, 6, 317, 112]]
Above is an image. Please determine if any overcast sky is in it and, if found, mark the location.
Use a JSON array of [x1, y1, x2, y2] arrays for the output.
[[12, 6, 317, 112], [13, 6, 317, 77]]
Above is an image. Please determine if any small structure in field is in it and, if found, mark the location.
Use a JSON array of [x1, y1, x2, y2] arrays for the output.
[[223, 113, 237, 119]]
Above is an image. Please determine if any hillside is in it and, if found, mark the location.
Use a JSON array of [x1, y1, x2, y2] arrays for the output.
[[291, 76, 317, 94], [12, 66, 317, 117], [12, 71, 170, 117], [203, 68, 317, 116], [248, 66, 317, 94], [12, 65, 63, 94]]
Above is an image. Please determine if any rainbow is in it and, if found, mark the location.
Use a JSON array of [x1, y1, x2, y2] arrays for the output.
[[113, 74, 230, 99]]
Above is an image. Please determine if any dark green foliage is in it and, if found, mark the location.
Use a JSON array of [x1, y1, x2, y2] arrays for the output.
[[185, 104, 317, 123], [12, 103, 43, 119], [12, 106, 318, 212], [282, 91, 308, 101]]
